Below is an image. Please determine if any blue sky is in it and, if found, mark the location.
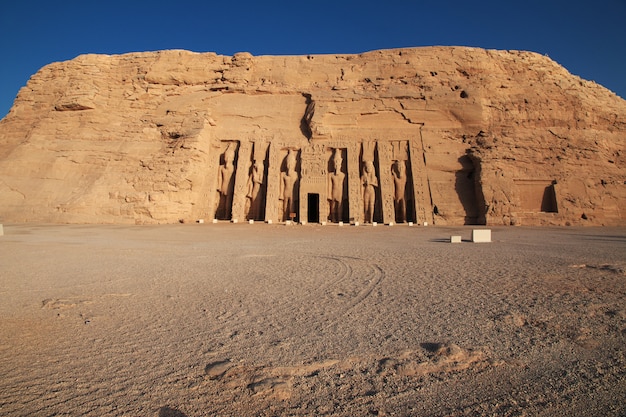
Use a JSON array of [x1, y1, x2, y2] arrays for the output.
[[1, 0, 625, 118]]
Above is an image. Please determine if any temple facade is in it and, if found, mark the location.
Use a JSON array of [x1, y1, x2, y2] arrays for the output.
[[207, 136, 442, 225]]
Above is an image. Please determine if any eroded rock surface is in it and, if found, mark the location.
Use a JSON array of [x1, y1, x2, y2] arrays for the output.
[[0, 47, 624, 225]]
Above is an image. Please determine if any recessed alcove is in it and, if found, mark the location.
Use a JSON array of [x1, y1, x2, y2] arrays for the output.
[[515, 179, 558, 213]]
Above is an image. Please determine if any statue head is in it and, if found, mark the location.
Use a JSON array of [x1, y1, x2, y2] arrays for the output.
[[286, 149, 296, 172], [394, 160, 405, 176], [224, 143, 236, 166], [332, 148, 342, 172]]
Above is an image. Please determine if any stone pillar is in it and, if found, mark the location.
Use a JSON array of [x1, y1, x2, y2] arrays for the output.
[[231, 141, 253, 222], [347, 142, 362, 224], [206, 141, 223, 221], [377, 141, 395, 224], [410, 128, 434, 225], [265, 142, 281, 223]]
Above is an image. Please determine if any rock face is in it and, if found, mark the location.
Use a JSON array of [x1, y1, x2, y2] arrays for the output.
[[0, 47, 625, 225]]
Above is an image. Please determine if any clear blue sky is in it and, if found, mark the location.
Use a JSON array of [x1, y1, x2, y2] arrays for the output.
[[1, 0, 625, 119]]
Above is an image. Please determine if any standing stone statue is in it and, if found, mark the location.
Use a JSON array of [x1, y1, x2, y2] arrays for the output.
[[247, 159, 265, 220], [361, 160, 378, 223], [392, 160, 407, 223], [328, 149, 345, 223], [216, 143, 236, 219], [280, 149, 299, 221]]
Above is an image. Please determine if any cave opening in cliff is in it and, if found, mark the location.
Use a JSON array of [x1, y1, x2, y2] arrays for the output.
[[456, 155, 484, 225]]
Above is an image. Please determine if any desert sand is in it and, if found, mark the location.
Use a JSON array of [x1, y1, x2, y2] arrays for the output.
[[0, 223, 625, 416]]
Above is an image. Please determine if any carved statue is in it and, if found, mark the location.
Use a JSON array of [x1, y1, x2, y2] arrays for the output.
[[247, 159, 265, 220], [361, 160, 378, 223], [280, 149, 299, 221], [392, 160, 407, 223], [328, 149, 345, 223], [216, 143, 236, 219]]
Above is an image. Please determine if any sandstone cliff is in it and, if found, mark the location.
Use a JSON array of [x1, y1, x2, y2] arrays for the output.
[[0, 47, 624, 225]]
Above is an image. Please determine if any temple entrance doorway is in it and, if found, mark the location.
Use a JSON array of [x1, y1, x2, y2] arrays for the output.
[[307, 193, 320, 223]]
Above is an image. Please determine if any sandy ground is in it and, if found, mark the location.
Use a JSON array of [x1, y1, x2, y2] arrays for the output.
[[0, 223, 625, 416]]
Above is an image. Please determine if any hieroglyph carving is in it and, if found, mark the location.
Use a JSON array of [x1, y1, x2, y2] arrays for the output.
[[298, 143, 327, 223], [377, 141, 395, 224], [231, 142, 253, 221], [300, 143, 327, 178], [347, 143, 362, 223], [409, 132, 433, 225], [264, 142, 281, 222]]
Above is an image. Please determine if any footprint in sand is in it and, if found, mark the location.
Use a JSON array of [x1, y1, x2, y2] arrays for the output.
[[204, 360, 233, 380], [41, 298, 92, 310], [247, 376, 292, 400], [379, 342, 493, 377]]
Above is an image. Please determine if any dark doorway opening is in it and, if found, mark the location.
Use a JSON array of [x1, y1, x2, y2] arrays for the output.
[[541, 184, 558, 213], [307, 193, 320, 223]]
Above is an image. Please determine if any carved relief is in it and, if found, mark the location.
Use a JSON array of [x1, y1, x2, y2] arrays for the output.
[[209, 138, 418, 225], [328, 148, 346, 222], [215, 141, 238, 220], [392, 140, 409, 161], [280, 148, 300, 221], [392, 160, 408, 222], [300, 143, 327, 178], [246, 144, 268, 221], [264, 142, 281, 223], [409, 135, 432, 225], [347, 143, 362, 223], [361, 160, 379, 223], [388, 140, 413, 223], [299, 142, 327, 223], [231, 141, 253, 221], [377, 141, 395, 224]]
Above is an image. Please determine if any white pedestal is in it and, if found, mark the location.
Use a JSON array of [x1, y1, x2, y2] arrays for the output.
[[472, 229, 492, 243]]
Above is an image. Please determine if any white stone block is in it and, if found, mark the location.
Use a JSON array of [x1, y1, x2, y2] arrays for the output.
[[338, 221, 344, 226], [472, 229, 491, 243], [423, 222, 428, 226], [388, 222, 394, 226], [285, 220, 291, 226], [267, 219, 272, 224], [232, 219, 238, 224], [321, 221, 327, 226], [408, 222, 413, 227], [354, 221, 359, 227], [197, 219, 204, 224], [372, 222, 377, 227], [301, 221, 307, 226], [450, 235, 462, 243]]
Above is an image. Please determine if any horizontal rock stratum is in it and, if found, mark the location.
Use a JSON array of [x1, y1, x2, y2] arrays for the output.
[[0, 46, 625, 225]]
